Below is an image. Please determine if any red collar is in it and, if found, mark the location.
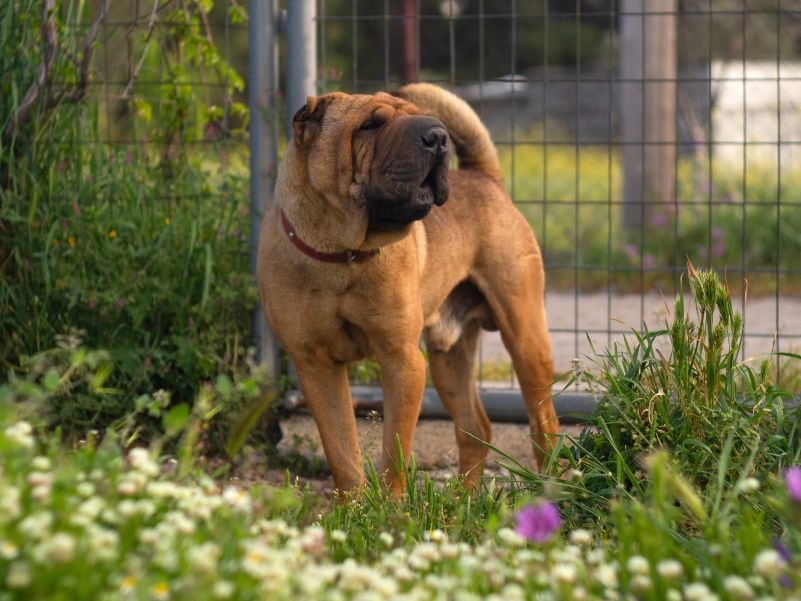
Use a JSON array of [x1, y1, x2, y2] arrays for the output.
[[280, 209, 378, 264]]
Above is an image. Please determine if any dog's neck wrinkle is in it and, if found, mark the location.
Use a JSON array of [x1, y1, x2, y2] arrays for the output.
[[278, 185, 367, 254]]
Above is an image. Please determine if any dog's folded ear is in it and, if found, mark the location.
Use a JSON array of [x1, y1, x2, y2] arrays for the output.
[[292, 95, 333, 146]]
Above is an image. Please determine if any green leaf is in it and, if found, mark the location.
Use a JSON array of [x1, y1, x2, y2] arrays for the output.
[[163, 403, 190, 434], [43, 369, 60, 392], [215, 374, 232, 396]]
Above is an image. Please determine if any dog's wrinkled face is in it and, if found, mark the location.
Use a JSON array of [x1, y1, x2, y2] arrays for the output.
[[292, 92, 450, 234]]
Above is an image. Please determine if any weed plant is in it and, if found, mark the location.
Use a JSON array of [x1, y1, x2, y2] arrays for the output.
[[496, 267, 800, 537], [0, 1, 270, 444]]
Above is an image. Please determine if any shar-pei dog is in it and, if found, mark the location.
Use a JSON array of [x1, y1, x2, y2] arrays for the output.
[[257, 83, 559, 493]]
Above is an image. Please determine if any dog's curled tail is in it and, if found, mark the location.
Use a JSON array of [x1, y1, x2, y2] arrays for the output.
[[397, 83, 501, 181]]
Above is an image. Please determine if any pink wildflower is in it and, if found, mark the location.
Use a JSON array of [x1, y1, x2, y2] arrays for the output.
[[515, 502, 561, 543]]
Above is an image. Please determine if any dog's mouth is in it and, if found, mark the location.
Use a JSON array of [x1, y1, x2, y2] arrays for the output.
[[366, 159, 449, 231]]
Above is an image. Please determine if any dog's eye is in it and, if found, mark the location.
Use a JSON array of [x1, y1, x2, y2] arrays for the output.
[[359, 119, 379, 131]]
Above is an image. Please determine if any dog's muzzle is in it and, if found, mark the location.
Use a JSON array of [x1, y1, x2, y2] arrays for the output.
[[365, 116, 450, 231]]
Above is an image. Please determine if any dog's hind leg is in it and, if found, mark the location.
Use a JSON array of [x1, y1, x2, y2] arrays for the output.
[[473, 246, 560, 471], [425, 320, 491, 489]]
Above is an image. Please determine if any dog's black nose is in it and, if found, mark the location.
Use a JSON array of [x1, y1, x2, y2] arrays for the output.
[[421, 126, 448, 155]]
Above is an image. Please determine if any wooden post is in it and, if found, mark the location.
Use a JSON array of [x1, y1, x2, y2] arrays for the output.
[[400, 0, 417, 83], [620, 0, 677, 231]]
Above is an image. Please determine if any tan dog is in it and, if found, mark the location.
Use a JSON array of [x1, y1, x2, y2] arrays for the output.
[[257, 83, 559, 493]]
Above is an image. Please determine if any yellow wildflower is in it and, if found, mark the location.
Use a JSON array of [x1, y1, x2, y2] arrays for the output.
[[67, 236, 76, 248], [108, 230, 118, 239]]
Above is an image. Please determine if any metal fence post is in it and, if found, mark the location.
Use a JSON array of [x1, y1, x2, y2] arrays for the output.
[[249, 0, 281, 378], [286, 0, 318, 135]]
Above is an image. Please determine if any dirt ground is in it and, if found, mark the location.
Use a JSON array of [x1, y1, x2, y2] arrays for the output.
[[248, 414, 584, 496]]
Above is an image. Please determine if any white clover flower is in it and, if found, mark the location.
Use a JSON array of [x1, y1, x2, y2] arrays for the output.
[[630, 574, 652, 593], [31, 456, 51, 471], [187, 541, 219, 577], [330, 529, 348, 543], [656, 559, 684, 580], [414, 542, 441, 563], [164, 510, 195, 535], [117, 471, 147, 496], [496, 527, 526, 549], [501, 583, 526, 601], [213, 580, 234, 599], [393, 564, 415, 582], [18, 511, 53, 539], [221, 486, 251, 512], [71, 496, 106, 527], [151, 581, 170, 600], [76, 481, 95, 497], [379, 532, 394, 547], [737, 478, 761, 494], [626, 555, 650, 575], [6, 561, 31, 588], [4, 421, 34, 449], [665, 589, 682, 601], [31, 481, 52, 504], [569, 528, 593, 546], [117, 500, 139, 519], [453, 591, 481, 601], [153, 539, 179, 571], [33, 532, 76, 564], [440, 542, 460, 560], [552, 562, 578, 585], [552, 544, 582, 564], [128, 447, 159, 477], [86, 525, 119, 562], [407, 553, 430, 572], [723, 575, 754, 600], [683, 582, 719, 601], [585, 548, 605, 564], [147, 481, 181, 499], [424, 529, 446, 543], [0, 486, 21, 521], [300, 526, 326, 555], [0, 540, 19, 560], [595, 562, 618, 588], [753, 549, 786, 577]]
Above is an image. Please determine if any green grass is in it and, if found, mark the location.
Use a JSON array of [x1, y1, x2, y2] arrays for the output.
[[1, 268, 800, 599]]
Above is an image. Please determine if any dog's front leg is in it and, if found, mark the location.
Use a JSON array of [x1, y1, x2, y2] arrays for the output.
[[376, 344, 426, 494], [294, 361, 365, 493]]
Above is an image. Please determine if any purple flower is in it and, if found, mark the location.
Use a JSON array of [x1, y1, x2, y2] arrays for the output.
[[785, 466, 801, 503], [624, 244, 639, 262], [651, 212, 668, 228], [515, 502, 561, 543]]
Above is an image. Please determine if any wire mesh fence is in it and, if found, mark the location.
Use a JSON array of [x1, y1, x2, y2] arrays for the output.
[[313, 0, 801, 393], [33, 2, 797, 402]]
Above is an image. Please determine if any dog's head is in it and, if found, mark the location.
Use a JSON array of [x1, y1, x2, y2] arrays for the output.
[[289, 91, 450, 240]]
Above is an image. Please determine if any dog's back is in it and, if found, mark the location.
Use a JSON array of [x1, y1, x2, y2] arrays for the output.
[[396, 83, 501, 182]]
